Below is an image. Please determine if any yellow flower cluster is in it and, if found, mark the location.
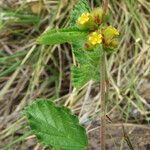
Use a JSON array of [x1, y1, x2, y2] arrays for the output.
[[87, 26, 119, 47], [77, 12, 120, 50], [77, 12, 90, 25], [88, 32, 102, 45]]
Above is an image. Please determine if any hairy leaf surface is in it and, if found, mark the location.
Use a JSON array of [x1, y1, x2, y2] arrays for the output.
[[72, 41, 103, 88], [26, 100, 88, 150], [37, 27, 88, 45]]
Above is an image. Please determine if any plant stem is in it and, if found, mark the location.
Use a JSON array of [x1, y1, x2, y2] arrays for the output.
[[102, 0, 108, 21], [100, 1, 109, 150], [100, 52, 106, 150]]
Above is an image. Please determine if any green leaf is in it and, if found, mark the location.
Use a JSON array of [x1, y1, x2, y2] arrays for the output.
[[71, 41, 103, 88], [26, 100, 88, 150], [37, 27, 88, 45], [71, 0, 91, 26]]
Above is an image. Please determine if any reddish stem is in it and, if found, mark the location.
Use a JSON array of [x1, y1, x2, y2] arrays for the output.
[[102, 0, 109, 21], [100, 1, 109, 150]]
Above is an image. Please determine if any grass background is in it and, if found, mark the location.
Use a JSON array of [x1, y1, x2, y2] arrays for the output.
[[0, 0, 150, 149]]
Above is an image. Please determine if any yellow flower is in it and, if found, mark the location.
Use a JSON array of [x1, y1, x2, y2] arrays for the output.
[[109, 26, 119, 36], [77, 12, 90, 25], [88, 32, 102, 45]]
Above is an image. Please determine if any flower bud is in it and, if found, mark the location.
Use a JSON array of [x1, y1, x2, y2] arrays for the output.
[[84, 43, 93, 51], [110, 39, 119, 47], [91, 7, 110, 25]]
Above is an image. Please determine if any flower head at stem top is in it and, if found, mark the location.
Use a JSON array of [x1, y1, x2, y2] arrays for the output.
[[77, 12, 91, 25], [101, 26, 120, 50], [88, 32, 102, 45]]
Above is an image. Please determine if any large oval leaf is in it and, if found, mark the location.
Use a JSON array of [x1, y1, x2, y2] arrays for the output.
[[26, 100, 88, 150]]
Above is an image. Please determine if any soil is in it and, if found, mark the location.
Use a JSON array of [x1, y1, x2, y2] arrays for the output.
[[89, 124, 150, 150]]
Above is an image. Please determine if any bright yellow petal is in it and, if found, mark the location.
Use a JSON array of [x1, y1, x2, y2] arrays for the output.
[[77, 12, 90, 25], [109, 26, 119, 36], [88, 32, 102, 45]]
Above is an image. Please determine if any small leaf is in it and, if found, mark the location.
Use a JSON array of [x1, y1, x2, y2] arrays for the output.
[[26, 99, 88, 150], [37, 27, 88, 45], [71, 0, 91, 26]]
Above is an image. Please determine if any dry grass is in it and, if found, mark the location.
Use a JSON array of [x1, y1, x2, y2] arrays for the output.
[[0, 0, 150, 149]]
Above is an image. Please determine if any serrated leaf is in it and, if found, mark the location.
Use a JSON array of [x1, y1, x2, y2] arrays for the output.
[[26, 100, 88, 150], [71, 0, 91, 26], [71, 65, 93, 87], [37, 27, 88, 45], [71, 41, 103, 88]]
